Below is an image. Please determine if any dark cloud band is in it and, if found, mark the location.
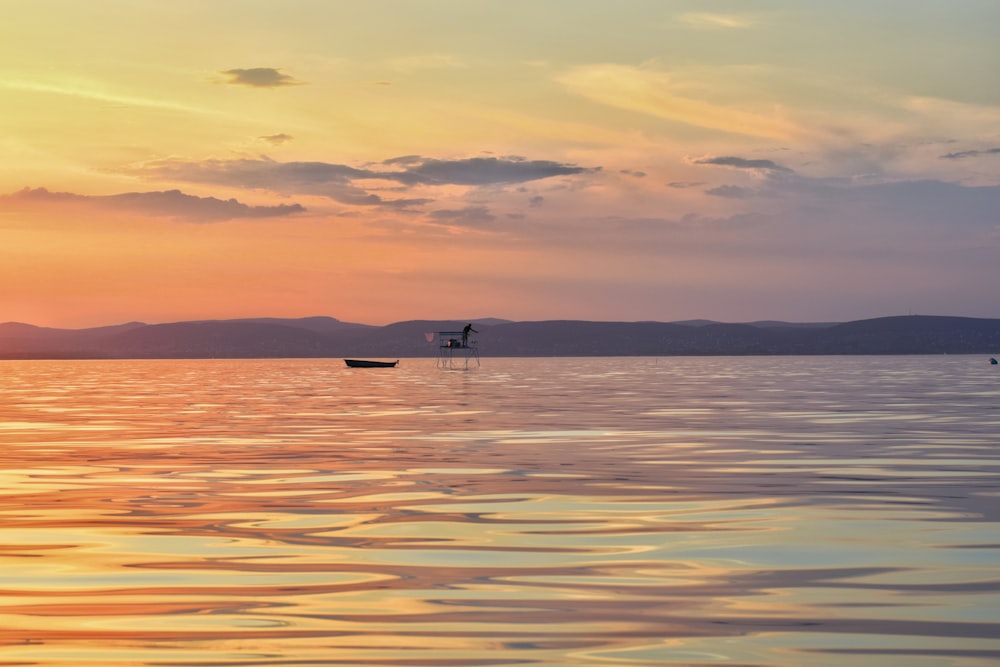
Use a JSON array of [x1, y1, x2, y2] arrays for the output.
[[940, 147, 1000, 160], [221, 68, 302, 88], [3, 187, 305, 222], [691, 155, 793, 173], [134, 155, 598, 206]]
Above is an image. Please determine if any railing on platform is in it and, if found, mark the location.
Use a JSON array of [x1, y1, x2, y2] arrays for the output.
[[435, 331, 480, 369]]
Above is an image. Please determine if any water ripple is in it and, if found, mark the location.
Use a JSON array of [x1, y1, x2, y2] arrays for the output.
[[1, 356, 998, 665]]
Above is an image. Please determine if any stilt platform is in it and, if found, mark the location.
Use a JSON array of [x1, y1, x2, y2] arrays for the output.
[[436, 331, 480, 369]]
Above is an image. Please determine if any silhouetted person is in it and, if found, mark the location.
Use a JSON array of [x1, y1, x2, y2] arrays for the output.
[[462, 323, 478, 347]]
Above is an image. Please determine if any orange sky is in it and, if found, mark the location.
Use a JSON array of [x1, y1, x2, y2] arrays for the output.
[[2, 1, 999, 327]]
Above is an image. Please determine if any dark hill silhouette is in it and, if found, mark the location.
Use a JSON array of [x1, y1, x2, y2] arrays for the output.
[[1, 315, 999, 359], [806, 315, 1000, 354], [0, 321, 146, 357], [105, 321, 341, 358], [200, 316, 373, 334]]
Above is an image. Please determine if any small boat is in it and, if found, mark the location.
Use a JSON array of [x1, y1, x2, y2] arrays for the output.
[[345, 359, 398, 368]]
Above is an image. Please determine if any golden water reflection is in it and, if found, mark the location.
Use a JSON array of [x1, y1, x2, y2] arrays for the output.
[[1, 357, 999, 666]]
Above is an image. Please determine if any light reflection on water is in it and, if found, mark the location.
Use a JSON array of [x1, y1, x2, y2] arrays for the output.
[[1, 356, 999, 666]]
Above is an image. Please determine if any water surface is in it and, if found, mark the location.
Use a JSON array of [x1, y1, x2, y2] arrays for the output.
[[2, 356, 999, 666]]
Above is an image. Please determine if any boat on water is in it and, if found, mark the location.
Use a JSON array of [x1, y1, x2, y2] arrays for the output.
[[344, 359, 398, 368]]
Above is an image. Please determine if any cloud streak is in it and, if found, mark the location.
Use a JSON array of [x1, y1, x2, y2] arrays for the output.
[[260, 133, 294, 145], [705, 185, 759, 199], [220, 68, 302, 87], [429, 206, 496, 226], [134, 155, 597, 207], [690, 156, 794, 173], [1, 78, 211, 115], [676, 12, 756, 29], [2, 187, 305, 222], [386, 157, 597, 186], [940, 147, 1000, 160], [557, 64, 799, 141]]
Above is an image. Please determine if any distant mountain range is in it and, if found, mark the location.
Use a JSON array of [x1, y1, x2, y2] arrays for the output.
[[1, 315, 999, 359]]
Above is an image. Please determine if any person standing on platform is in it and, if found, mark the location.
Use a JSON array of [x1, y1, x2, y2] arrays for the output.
[[462, 323, 478, 347]]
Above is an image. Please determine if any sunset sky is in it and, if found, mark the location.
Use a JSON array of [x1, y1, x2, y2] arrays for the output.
[[2, 1, 999, 328]]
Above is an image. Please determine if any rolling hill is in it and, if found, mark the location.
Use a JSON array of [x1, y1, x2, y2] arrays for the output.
[[1, 315, 998, 359]]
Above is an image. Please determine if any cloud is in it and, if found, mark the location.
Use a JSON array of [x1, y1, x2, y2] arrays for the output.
[[940, 147, 1000, 160], [705, 185, 758, 199], [377, 197, 436, 210], [676, 12, 755, 29], [1, 78, 211, 115], [260, 133, 294, 145], [138, 157, 377, 205], [557, 64, 798, 141], [429, 206, 496, 226], [220, 68, 302, 88], [386, 157, 598, 186], [690, 155, 794, 173], [3, 187, 85, 204], [2, 187, 305, 222], [105, 190, 305, 221], [903, 96, 1000, 139], [134, 155, 596, 206], [381, 155, 424, 166]]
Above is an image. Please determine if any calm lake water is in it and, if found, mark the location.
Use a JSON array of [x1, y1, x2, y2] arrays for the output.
[[1, 356, 999, 666]]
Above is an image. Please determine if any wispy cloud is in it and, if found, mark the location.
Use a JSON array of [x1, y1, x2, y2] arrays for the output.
[[940, 147, 1000, 160], [676, 12, 756, 29], [137, 157, 375, 205], [259, 133, 294, 145], [429, 206, 496, 226], [0, 78, 210, 115], [220, 67, 302, 87], [705, 185, 759, 198], [557, 64, 798, 141], [690, 155, 794, 174], [133, 155, 597, 206], [385, 156, 598, 186], [2, 187, 305, 222]]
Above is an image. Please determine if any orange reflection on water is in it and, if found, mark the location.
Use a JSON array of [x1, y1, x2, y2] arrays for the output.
[[2, 357, 1000, 665]]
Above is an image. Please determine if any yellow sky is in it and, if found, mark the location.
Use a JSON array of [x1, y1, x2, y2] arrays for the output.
[[2, 1, 999, 327]]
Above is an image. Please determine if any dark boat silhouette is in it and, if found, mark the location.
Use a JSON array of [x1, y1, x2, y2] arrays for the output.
[[344, 359, 398, 368]]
